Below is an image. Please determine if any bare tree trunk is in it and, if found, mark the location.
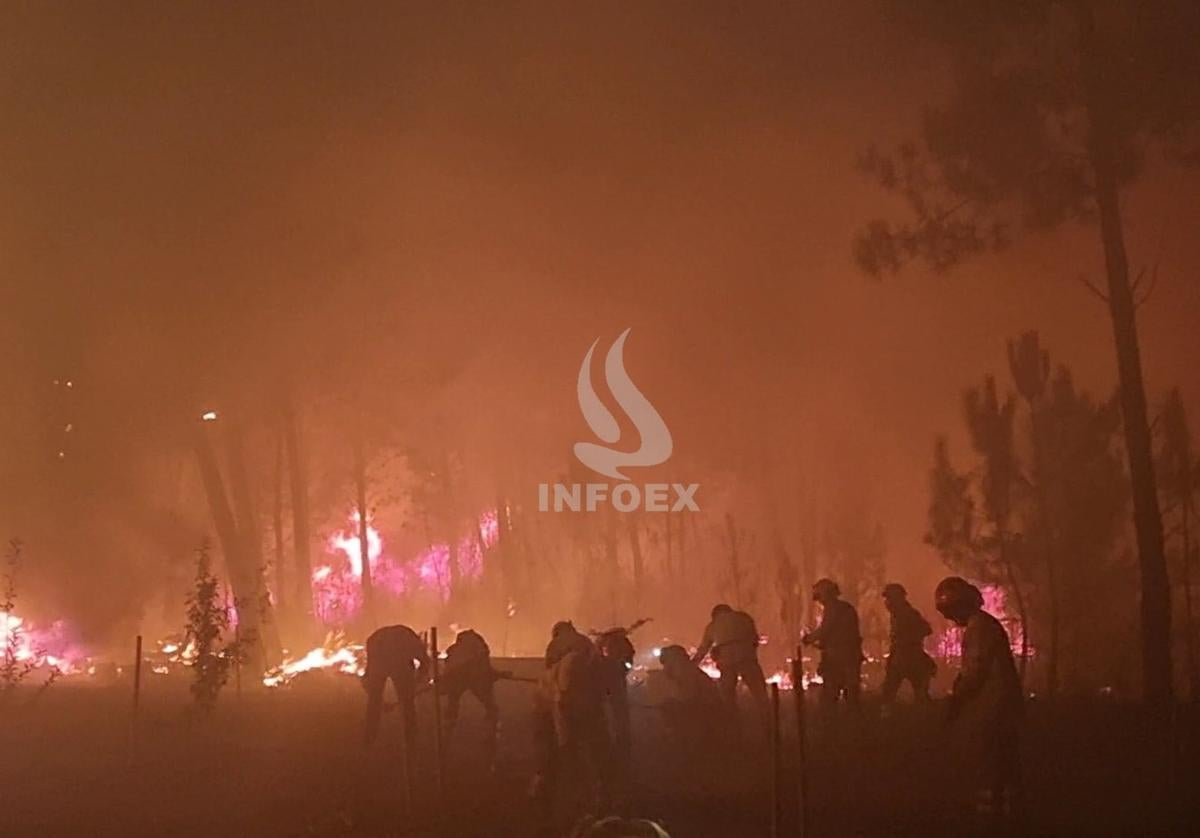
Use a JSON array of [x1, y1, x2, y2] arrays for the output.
[[282, 395, 313, 631], [1045, 545, 1062, 696], [627, 517, 644, 611], [725, 513, 743, 608], [353, 437, 374, 627], [1183, 488, 1197, 702], [227, 424, 280, 667], [998, 534, 1029, 687], [665, 510, 674, 581], [604, 505, 620, 624], [194, 425, 268, 672], [1081, 5, 1173, 703], [273, 431, 286, 616]]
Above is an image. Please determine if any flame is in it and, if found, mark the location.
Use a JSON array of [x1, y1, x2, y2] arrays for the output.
[[262, 632, 365, 688], [935, 583, 1030, 659], [310, 509, 499, 625], [0, 611, 88, 675]]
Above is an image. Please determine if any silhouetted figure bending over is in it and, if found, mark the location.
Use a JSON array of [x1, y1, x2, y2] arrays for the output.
[[362, 624, 429, 746], [442, 628, 499, 765], [692, 604, 768, 721]]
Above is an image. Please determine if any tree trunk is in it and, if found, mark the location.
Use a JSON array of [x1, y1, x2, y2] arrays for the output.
[[1080, 3, 1173, 703], [725, 513, 742, 608], [1046, 554, 1061, 696], [627, 517, 644, 611], [227, 424, 281, 666], [272, 431, 286, 617], [997, 534, 1029, 686], [604, 505, 620, 624], [353, 437, 374, 627], [282, 396, 313, 631], [664, 510, 674, 581], [1183, 489, 1197, 702], [194, 425, 269, 672]]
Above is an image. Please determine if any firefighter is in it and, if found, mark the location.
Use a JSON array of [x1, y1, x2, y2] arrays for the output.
[[880, 582, 936, 708], [441, 628, 499, 764], [935, 576, 1023, 817], [801, 578, 863, 709], [657, 644, 725, 739], [531, 621, 612, 819], [594, 626, 636, 770], [691, 604, 768, 719], [362, 623, 429, 746]]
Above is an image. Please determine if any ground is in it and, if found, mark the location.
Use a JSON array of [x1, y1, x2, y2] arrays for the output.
[[1, 674, 1197, 837]]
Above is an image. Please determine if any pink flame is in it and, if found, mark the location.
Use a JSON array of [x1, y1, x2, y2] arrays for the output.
[[311, 509, 499, 626]]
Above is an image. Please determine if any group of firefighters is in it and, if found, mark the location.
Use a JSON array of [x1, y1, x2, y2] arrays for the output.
[[361, 574, 1023, 825]]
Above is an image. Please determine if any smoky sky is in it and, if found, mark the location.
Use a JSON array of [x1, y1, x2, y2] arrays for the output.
[[2, 2, 1198, 643]]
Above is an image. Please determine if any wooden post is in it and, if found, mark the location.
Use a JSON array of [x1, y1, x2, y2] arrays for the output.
[[132, 634, 143, 715], [792, 646, 809, 838], [769, 682, 782, 838], [430, 626, 444, 797], [130, 634, 143, 752], [396, 691, 413, 815], [234, 609, 242, 698]]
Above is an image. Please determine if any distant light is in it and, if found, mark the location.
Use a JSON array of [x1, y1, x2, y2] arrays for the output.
[[201, 411, 218, 422], [56, 450, 66, 459], [651, 647, 662, 658], [65, 380, 73, 388]]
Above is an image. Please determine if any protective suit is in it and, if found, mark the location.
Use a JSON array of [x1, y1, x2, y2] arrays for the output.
[[936, 576, 1023, 816], [880, 583, 936, 705], [595, 628, 635, 768], [658, 645, 725, 740], [441, 628, 499, 762], [531, 622, 612, 817], [692, 604, 768, 716], [362, 624, 429, 746], [802, 579, 864, 708]]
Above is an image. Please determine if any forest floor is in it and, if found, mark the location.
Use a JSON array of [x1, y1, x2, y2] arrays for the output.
[[1, 673, 1197, 837]]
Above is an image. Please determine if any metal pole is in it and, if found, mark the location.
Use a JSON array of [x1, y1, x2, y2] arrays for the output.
[[430, 626, 444, 798], [792, 646, 809, 838]]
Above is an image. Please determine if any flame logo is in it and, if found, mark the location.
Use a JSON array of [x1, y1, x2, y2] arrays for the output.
[[573, 328, 673, 480]]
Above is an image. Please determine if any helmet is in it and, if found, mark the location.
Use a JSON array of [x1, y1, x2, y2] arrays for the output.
[[551, 620, 576, 638], [575, 816, 671, 838], [934, 576, 983, 624], [710, 603, 733, 620], [812, 578, 840, 601], [882, 583, 907, 601], [658, 644, 689, 667]]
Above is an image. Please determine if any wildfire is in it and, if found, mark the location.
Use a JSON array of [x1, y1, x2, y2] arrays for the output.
[[262, 632, 365, 688], [935, 583, 1030, 659], [311, 509, 500, 625], [0, 611, 88, 675]]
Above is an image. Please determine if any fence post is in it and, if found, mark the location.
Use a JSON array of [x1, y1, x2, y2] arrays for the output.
[[792, 646, 809, 838]]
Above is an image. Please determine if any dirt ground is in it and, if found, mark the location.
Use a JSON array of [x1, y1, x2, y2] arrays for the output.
[[1, 674, 1197, 837]]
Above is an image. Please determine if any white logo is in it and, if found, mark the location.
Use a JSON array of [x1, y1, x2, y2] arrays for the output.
[[537, 328, 699, 513], [573, 328, 672, 480]]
